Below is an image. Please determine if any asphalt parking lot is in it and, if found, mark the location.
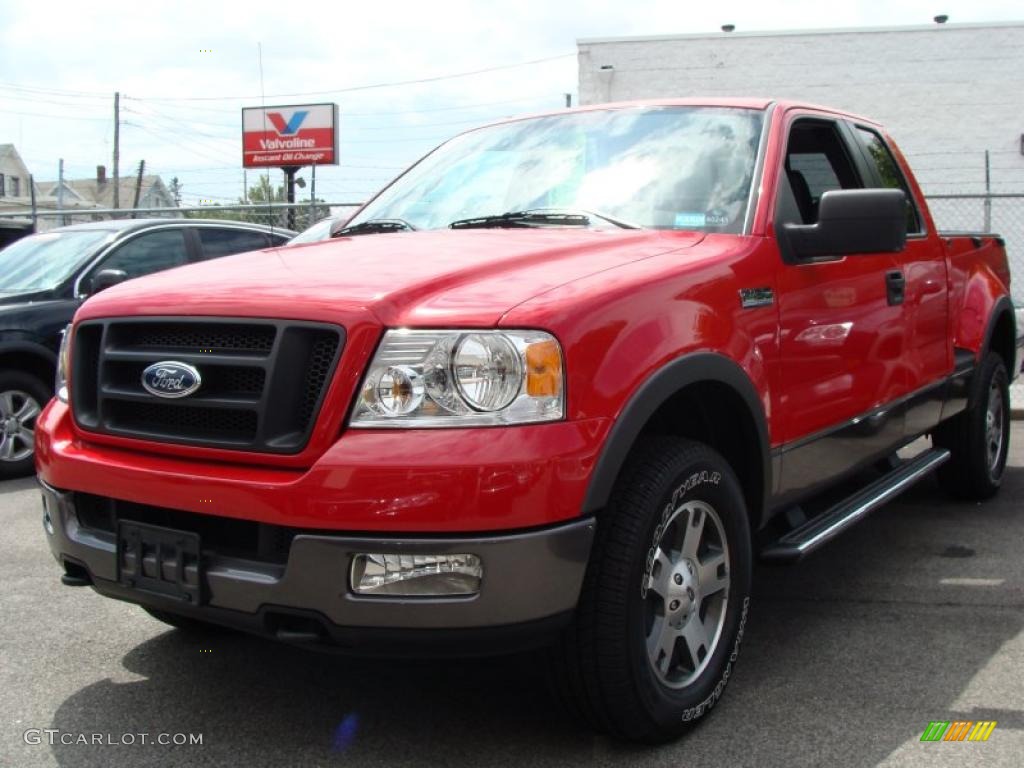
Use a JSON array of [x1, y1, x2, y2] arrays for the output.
[[1, 435, 1021, 768]]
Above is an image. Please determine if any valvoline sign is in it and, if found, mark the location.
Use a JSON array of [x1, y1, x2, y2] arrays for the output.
[[242, 103, 338, 168]]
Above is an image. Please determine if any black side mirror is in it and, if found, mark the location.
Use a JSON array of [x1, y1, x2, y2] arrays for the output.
[[782, 188, 908, 261], [87, 269, 129, 296]]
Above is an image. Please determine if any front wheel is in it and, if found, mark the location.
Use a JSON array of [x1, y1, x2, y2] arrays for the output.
[[934, 351, 1010, 500], [0, 371, 49, 480], [548, 437, 752, 743]]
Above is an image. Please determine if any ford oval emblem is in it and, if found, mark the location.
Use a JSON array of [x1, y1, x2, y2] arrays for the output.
[[141, 361, 202, 399]]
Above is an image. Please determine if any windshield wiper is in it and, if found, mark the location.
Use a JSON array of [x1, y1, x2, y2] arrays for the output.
[[449, 208, 639, 230], [332, 218, 416, 237]]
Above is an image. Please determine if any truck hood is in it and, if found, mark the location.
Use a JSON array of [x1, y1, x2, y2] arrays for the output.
[[77, 229, 705, 326]]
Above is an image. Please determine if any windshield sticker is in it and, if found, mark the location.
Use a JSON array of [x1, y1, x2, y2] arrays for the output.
[[674, 212, 706, 229]]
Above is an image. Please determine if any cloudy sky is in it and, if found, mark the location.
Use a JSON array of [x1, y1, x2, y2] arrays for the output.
[[1, 0, 1020, 210]]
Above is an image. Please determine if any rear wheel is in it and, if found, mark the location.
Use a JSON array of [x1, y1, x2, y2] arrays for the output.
[[548, 436, 752, 743], [0, 371, 49, 480], [934, 351, 1010, 500]]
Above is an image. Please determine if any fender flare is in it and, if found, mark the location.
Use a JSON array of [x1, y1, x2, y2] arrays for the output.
[[581, 351, 771, 518], [980, 295, 1016, 363]]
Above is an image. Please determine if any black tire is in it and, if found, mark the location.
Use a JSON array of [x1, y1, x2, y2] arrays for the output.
[[548, 436, 752, 743], [933, 351, 1010, 500], [142, 607, 226, 634], [0, 370, 51, 480]]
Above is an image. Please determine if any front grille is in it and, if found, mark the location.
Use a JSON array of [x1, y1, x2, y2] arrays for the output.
[[71, 318, 344, 454], [115, 322, 277, 354]]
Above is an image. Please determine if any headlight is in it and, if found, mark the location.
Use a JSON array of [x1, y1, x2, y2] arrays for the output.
[[56, 324, 72, 403], [352, 329, 564, 427]]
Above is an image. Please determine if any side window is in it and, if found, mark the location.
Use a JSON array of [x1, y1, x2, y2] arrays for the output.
[[97, 229, 188, 280], [196, 228, 269, 260], [778, 120, 862, 226], [854, 127, 922, 234]]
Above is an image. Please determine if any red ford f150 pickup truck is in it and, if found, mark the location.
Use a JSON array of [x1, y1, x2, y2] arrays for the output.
[[36, 99, 1020, 743]]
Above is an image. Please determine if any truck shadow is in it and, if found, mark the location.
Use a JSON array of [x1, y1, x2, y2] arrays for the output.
[[47, 468, 1024, 767]]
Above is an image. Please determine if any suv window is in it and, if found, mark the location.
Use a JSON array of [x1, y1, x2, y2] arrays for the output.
[[778, 120, 862, 226], [97, 229, 189, 280], [855, 127, 922, 234], [197, 228, 269, 259]]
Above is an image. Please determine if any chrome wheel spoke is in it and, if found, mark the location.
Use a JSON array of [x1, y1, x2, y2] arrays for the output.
[[680, 505, 706, 560], [647, 615, 678, 675], [680, 615, 711, 669], [14, 398, 40, 424], [647, 547, 674, 599], [0, 392, 14, 419], [699, 550, 729, 597], [0, 437, 15, 461]]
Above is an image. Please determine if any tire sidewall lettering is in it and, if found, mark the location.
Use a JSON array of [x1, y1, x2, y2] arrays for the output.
[[679, 595, 750, 722], [641, 469, 721, 600]]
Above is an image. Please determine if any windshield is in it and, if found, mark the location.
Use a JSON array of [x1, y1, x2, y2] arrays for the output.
[[289, 217, 338, 244], [0, 230, 115, 292], [350, 106, 765, 233]]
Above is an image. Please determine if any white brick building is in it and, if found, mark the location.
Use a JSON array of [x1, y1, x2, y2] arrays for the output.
[[577, 22, 1024, 197]]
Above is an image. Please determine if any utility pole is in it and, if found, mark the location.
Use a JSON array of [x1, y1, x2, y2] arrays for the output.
[[29, 174, 38, 231], [132, 160, 145, 218], [983, 150, 992, 233], [113, 91, 120, 210], [243, 170, 248, 203], [309, 163, 316, 225], [57, 158, 66, 226]]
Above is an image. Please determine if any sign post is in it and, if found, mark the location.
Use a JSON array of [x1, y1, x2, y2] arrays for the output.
[[242, 103, 338, 230]]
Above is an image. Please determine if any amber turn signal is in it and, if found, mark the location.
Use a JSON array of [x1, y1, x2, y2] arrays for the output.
[[526, 339, 562, 398]]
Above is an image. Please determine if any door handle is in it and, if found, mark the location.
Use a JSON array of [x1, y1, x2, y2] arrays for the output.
[[886, 270, 905, 306]]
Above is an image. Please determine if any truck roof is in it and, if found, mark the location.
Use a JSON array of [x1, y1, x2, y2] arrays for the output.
[[479, 98, 882, 131]]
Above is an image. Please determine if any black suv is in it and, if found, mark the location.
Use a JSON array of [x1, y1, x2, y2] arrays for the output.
[[0, 218, 293, 478]]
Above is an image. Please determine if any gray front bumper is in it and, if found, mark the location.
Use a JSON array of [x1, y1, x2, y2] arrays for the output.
[[40, 481, 594, 650]]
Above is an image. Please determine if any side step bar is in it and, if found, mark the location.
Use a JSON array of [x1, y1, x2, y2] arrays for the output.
[[761, 448, 951, 563]]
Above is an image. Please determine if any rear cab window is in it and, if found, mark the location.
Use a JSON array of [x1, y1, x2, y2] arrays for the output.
[[851, 127, 924, 235]]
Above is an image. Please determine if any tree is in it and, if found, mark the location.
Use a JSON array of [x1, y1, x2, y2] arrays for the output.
[[185, 172, 329, 231], [169, 177, 183, 206]]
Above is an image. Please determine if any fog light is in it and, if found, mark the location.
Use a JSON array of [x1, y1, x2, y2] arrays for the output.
[[350, 553, 482, 596]]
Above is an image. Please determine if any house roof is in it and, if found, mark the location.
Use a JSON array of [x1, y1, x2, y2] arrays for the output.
[[34, 175, 170, 209]]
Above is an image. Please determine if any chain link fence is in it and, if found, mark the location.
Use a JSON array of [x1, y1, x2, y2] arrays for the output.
[[0, 202, 364, 235]]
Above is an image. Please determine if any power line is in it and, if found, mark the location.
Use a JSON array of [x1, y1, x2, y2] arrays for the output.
[[0, 82, 111, 98], [0, 105, 111, 122], [127, 53, 575, 101]]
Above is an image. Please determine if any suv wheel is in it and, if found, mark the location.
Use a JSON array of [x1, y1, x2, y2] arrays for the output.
[[0, 371, 49, 480], [934, 351, 1010, 500], [548, 436, 752, 743]]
